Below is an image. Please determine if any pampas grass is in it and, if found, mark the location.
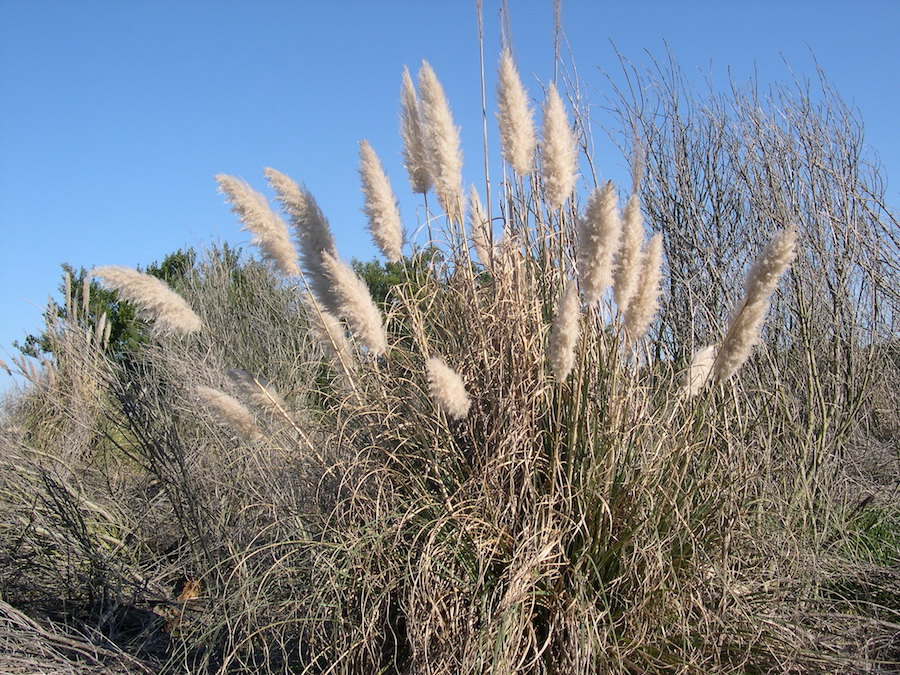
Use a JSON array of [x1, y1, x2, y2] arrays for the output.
[[215, 174, 300, 277], [91, 265, 203, 335], [624, 233, 664, 343], [497, 48, 536, 177], [305, 293, 354, 375], [417, 60, 465, 224], [577, 181, 621, 305], [321, 252, 387, 357], [714, 227, 797, 380], [683, 344, 718, 397], [11, 34, 896, 675], [540, 82, 578, 211], [226, 369, 288, 418], [613, 193, 645, 314], [425, 356, 471, 420], [548, 281, 580, 381], [359, 140, 404, 263], [467, 184, 492, 267], [400, 67, 433, 195], [197, 385, 261, 441], [264, 167, 338, 309]]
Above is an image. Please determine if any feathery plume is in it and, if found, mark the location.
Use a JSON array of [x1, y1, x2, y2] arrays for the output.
[[540, 82, 578, 211], [264, 168, 338, 309], [467, 185, 492, 267], [400, 67, 432, 194], [197, 385, 261, 442], [683, 345, 718, 397], [613, 193, 645, 314], [714, 228, 797, 380], [91, 266, 202, 336], [215, 174, 300, 277], [548, 281, 581, 381], [496, 48, 536, 176], [624, 233, 664, 343], [321, 252, 387, 357], [304, 293, 354, 375], [359, 140, 403, 263], [226, 369, 288, 418], [577, 181, 622, 304], [426, 356, 471, 420], [417, 60, 465, 224]]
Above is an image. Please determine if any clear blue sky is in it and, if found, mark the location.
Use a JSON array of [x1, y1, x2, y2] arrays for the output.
[[2, 0, 897, 391]]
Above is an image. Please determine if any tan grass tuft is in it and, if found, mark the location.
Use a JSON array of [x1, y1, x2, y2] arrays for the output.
[[400, 67, 433, 194], [359, 139, 403, 263], [417, 60, 465, 224], [91, 266, 203, 336], [577, 181, 622, 304], [425, 356, 471, 420], [196, 385, 261, 441], [548, 281, 581, 381], [540, 82, 578, 211], [321, 252, 387, 357], [613, 193, 645, 314], [496, 48, 536, 176], [624, 233, 664, 343], [714, 227, 797, 380], [215, 174, 300, 277]]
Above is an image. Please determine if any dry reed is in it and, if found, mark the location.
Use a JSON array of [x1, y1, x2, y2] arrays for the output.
[[91, 265, 203, 335], [215, 174, 300, 277], [714, 227, 797, 380], [321, 252, 388, 357], [577, 181, 621, 304], [540, 82, 578, 211], [400, 66, 433, 195], [425, 356, 471, 420], [417, 60, 465, 224], [497, 48, 536, 176], [359, 139, 403, 263]]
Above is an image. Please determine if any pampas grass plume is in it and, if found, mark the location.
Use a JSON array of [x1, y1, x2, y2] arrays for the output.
[[624, 233, 664, 343], [91, 266, 203, 336], [467, 185, 492, 268], [497, 48, 536, 176], [417, 60, 464, 224], [683, 345, 718, 397], [304, 294, 354, 376], [197, 385, 261, 441], [714, 227, 797, 380], [540, 82, 578, 211], [322, 252, 387, 357], [264, 168, 338, 309], [226, 369, 288, 417], [215, 174, 300, 277], [359, 139, 403, 262], [400, 67, 432, 194], [577, 181, 622, 304], [613, 193, 645, 314], [426, 356, 471, 420], [548, 281, 581, 381]]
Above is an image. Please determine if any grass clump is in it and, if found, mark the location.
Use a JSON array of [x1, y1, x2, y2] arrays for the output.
[[1, 27, 898, 675]]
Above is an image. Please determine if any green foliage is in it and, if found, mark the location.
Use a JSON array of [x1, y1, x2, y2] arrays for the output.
[[352, 246, 443, 306]]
